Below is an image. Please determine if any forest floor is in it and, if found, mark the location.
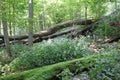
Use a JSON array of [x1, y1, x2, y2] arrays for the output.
[[0, 48, 120, 80], [0, 36, 120, 80]]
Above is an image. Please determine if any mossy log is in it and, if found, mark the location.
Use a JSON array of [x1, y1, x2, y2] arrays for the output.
[[0, 53, 118, 80]]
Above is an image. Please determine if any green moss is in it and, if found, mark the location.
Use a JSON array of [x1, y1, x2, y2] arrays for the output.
[[0, 53, 118, 80]]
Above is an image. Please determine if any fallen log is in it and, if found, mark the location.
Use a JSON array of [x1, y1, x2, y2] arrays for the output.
[[71, 9, 120, 38], [109, 21, 120, 27], [0, 52, 116, 80], [0, 19, 93, 41], [0, 27, 79, 47], [33, 27, 79, 43], [103, 37, 120, 43], [20, 9, 120, 43]]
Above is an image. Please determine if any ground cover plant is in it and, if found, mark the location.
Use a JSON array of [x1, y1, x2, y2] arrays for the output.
[[0, 48, 119, 80]]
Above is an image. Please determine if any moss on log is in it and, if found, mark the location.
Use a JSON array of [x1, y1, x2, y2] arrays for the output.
[[0, 52, 119, 80]]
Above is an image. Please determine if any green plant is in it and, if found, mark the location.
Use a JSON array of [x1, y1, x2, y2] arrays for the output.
[[9, 37, 94, 71], [0, 49, 120, 80], [58, 50, 120, 80], [0, 64, 11, 76], [88, 51, 120, 80], [0, 44, 29, 65], [10, 44, 30, 58], [94, 23, 120, 39], [57, 68, 73, 80]]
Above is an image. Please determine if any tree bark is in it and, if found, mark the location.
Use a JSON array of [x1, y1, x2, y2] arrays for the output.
[[32, 27, 79, 44], [0, 27, 79, 46], [0, 19, 93, 41], [0, 20, 1, 34], [28, 0, 34, 46], [109, 21, 120, 27], [103, 37, 120, 43], [1, 0, 11, 57]]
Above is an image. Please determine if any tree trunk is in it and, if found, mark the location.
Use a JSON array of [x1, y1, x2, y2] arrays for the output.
[[1, 0, 11, 57], [0, 20, 1, 34], [28, 0, 34, 46]]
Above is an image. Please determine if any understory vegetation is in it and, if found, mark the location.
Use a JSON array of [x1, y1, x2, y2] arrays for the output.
[[0, 36, 120, 80], [0, 0, 120, 80], [0, 47, 120, 80]]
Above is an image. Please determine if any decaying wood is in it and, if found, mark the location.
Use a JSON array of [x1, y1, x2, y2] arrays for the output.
[[103, 37, 120, 43], [0, 27, 79, 46], [0, 19, 93, 42], [71, 9, 120, 38], [23, 27, 79, 44], [109, 21, 120, 27]]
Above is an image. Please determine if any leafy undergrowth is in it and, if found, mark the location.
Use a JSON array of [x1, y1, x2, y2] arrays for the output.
[[9, 37, 95, 71], [0, 36, 94, 75], [0, 36, 120, 77], [9, 37, 120, 73], [0, 50, 120, 80]]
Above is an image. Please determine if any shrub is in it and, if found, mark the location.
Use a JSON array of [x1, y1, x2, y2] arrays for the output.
[[0, 64, 10, 76], [0, 44, 29, 66], [10, 37, 94, 71], [94, 23, 120, 39], [88, 51, 120, 80], [10, 44, 30, 58], [57, 49, 120, 80], [1, 47, 120, 80]]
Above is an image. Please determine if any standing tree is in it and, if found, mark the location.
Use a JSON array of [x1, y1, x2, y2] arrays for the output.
[[28, 0, 34, 46], [1, 0, 11, 57]]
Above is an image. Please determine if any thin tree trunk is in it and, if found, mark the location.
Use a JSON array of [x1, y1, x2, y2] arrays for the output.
[[28, 0, 34, 46], [9, 1, 12, 36], [0, 0, 2, 35], [1, 0, 11, 57], [9, 22, 12, 36], [0, 20, 1, 34], [85, 6, 88, 26]]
